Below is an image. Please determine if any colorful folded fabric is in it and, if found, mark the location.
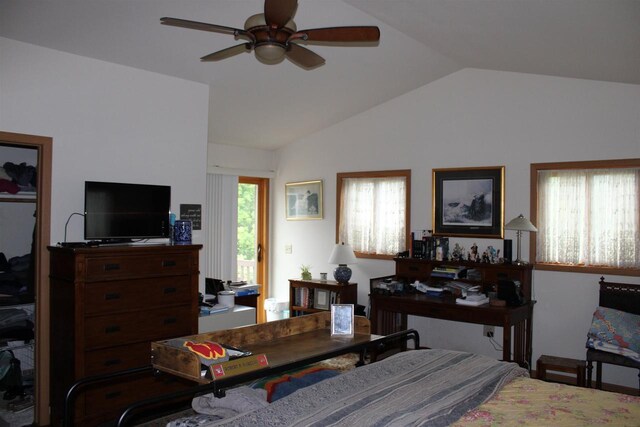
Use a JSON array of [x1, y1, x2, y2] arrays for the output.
[[586, 306, 640, 362], [251, 366, 340, 402]]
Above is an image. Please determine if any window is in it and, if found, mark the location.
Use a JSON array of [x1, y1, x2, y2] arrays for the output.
[[531, 159, 639, 275], [336, 170, 411, 259]]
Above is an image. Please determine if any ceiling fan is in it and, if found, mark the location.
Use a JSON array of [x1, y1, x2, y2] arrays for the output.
[[160, 0, 380, 69]]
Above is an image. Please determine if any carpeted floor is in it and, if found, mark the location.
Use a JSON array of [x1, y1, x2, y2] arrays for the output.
[[0, 396, 33, 427]]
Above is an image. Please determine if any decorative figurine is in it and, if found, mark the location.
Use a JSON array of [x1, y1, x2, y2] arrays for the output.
[[452, 243, 465, 262], [470, 243, 479, 262]]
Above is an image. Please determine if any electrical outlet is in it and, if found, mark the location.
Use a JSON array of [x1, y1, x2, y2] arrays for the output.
[[483, 325, 495, 338], [284, 244, 292, 254]]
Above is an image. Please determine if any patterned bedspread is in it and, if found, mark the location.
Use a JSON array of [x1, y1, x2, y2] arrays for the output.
[[454, 376, 640, 426], [199, 349, 527, 426]]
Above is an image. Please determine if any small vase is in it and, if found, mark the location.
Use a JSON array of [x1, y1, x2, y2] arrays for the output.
[[301, 272, 312, 280]]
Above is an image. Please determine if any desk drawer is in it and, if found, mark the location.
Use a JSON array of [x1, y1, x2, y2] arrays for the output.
[[396, 260, 432, 280], [85, 253, 191, 280], [84, 276, 192, 315], [84, 306, 193, 349]]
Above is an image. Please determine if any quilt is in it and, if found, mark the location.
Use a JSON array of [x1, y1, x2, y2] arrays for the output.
[[186, 349, 527, 427]]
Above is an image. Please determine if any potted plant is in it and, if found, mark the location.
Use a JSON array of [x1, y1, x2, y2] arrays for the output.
[[300, 265, 312, 280]]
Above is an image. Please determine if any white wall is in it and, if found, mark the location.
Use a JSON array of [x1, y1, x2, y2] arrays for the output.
[[0, 36, 209, 287], [272, 68, 640, 387], [207, 142, 276, 177]]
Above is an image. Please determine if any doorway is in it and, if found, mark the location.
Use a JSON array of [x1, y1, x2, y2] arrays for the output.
[[0, 131, 52, 426], [237, 177, 269, 323]]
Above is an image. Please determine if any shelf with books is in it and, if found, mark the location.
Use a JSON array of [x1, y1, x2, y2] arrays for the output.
[[288, 279, 357, 317], [394, 257, 533, 301]]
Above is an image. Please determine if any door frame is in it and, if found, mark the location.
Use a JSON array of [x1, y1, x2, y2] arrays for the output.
[[239, 176, 269, 323], [0, 131, 52, 426]]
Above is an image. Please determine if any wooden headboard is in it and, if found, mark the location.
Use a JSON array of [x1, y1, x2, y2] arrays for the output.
[[598, 276, 640, 315]]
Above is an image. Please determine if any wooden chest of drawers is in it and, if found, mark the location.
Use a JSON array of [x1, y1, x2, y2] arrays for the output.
[[48, 244, 202, 426]]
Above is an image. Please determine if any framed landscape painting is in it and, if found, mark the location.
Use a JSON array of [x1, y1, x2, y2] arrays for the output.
[[432, 166, 504, 238], [285, 180, 323, 220]]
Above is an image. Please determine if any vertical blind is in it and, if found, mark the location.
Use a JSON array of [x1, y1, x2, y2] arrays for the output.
[[205, 173, 239, 280]]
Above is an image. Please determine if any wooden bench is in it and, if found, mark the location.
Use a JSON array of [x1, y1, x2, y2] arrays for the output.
[[537, 354, 586, 387]]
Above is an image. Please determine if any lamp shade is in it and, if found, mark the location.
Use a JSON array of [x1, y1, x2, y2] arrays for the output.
[[329, 242, 357, 283], [504, 214, 537, 232], [328, 242, 357, 265]]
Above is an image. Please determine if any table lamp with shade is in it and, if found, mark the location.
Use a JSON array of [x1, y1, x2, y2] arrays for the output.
[[504, 214, 538, 265], [328, 242, 357, 283]]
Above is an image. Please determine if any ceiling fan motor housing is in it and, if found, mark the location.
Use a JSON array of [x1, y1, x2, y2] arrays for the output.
[[245, 13, 296, 63]]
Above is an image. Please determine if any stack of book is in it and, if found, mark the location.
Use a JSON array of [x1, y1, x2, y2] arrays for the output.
[[229, 282, 260, 296], [294, 287, 340, 308], [200, 303, 230, 315], [294, 287, 315, 308], [431, 265, 467, 279], [444, 281, 481, 297]]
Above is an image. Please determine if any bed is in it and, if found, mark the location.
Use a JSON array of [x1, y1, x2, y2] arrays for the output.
[[67, 313, 640, 426]]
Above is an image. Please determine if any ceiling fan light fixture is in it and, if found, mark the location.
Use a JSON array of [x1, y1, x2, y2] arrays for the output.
[[255, 43, 286, 64], [161, 0, 379, 69], [244, 13, 266, 30]]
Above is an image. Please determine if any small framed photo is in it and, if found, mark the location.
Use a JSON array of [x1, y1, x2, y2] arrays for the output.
[[432, 166, 505, 238], [314, 289, 330, 310], [285, 180, 323, 220], [331, 304, 355, 337]]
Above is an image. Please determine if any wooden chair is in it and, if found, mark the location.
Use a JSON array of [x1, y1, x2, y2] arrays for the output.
[[586, 277, 640, 393]]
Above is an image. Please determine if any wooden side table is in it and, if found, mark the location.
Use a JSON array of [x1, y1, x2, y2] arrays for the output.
[[536, 354, 586, 387]]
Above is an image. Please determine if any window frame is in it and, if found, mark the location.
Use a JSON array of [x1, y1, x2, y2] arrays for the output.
[[530, 158, 640, 277], [336, 169, 411, 260]]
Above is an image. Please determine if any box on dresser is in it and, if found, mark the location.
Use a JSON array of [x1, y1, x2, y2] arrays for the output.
[[48, 243, 202, 426]]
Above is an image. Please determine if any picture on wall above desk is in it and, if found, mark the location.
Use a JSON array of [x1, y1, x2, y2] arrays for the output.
[[432, 166, 504, 238], [285, 180, 323, 220]]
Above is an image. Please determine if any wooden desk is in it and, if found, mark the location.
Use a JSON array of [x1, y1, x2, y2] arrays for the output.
[[370, 293, 534, 368], [234, 293, 259, 308], [373, 257, 535, 369]]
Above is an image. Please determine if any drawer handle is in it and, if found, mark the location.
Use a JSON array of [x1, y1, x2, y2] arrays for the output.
[[164, 317, 177, 325], [104, 358, 121, 367], [162, 260, 176, 267], [105, 325, 121, 334], [105, 391, 122, 400], [105, 293, 120, 300], [164, 287, 177, 294], [104, 263, 120, 271]]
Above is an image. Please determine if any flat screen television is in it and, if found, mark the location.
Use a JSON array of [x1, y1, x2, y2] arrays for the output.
[[84, 181, 171, 242]]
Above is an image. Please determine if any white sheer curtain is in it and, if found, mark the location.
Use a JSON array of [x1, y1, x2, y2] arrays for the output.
[[205, 174, 239, 280], [537, 168, 639, 268], [339, 176, 406, 255]]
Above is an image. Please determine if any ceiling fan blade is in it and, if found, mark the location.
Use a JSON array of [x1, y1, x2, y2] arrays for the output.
[[286, 43, 325, 69], [200, 43, 253, 62], [160, 17, 253, 41], [295, 26, 380, 43], [264, 0, 298, 28]]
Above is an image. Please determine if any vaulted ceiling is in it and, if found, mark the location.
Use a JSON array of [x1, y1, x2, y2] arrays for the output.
[[1, 0, 638, 149]]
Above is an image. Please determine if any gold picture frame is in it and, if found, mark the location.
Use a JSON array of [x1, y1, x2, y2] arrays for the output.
[[285, 180, 323, 220]]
